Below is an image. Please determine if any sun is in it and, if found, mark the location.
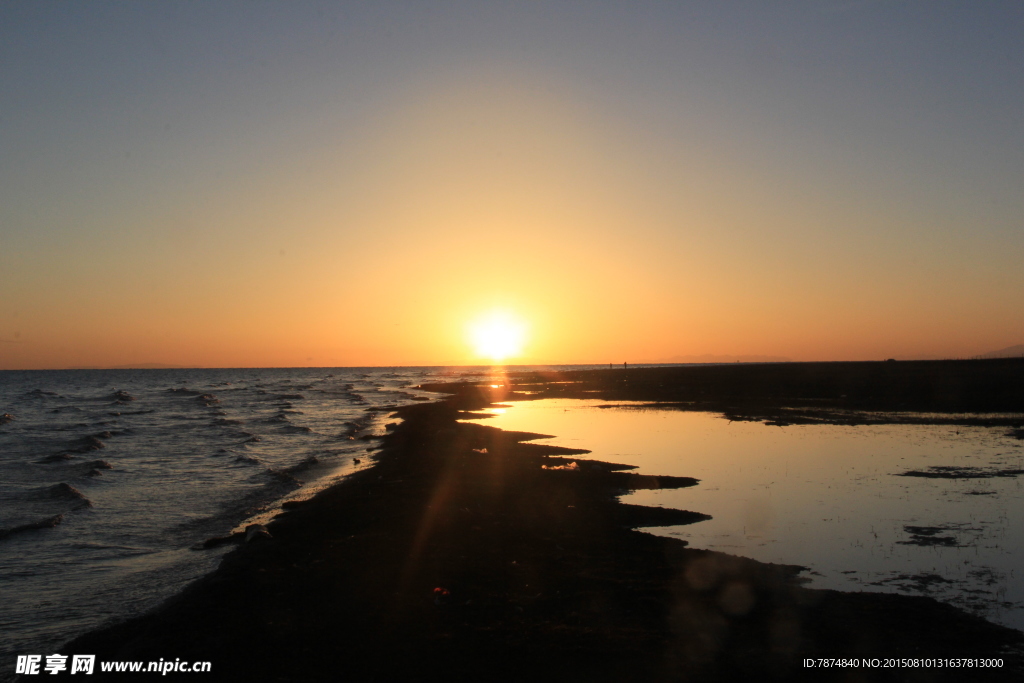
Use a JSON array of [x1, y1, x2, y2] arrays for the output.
[[468, 311, 527, 362]]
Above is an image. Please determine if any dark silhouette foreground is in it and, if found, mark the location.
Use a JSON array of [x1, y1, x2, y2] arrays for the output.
[[65, 360, 1024, 681]]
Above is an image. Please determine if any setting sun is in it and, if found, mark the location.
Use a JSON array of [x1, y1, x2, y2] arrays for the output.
[[468, 311, 527, 362]]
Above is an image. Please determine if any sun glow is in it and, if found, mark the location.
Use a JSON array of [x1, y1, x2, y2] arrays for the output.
[[468, 311, 527, 362]]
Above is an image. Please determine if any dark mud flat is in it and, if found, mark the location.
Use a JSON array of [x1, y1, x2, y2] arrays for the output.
[[456, 357, 1024, 426], [65, 361, 1024, 682]]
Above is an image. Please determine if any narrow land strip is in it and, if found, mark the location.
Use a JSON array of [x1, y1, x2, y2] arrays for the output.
[[65, 360, 1024, 681]]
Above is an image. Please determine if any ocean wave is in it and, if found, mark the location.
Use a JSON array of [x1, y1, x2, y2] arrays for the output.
[[0, 364, 457, 664], [82, 460, 114, 477], [285, 456, 320, 473], [24, 389, 60, 399], [30, 483, 93, 508], [265, 468, 301, 484], [69, 542, 157, 555], [38, 452, 76, 463], [0, 513, 64, 540], [279, 424, 313, 434], [74, 435, 105, 451]]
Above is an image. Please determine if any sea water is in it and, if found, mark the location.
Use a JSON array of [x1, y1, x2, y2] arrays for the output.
[[477, 399, 1024, 631], [0, 366, 468, 671]]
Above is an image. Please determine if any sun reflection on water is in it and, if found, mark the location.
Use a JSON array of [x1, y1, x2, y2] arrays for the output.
[[471, 398, 1024, 630]]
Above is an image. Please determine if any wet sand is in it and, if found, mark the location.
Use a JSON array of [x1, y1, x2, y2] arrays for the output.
[[63, 360, 1024, 681]]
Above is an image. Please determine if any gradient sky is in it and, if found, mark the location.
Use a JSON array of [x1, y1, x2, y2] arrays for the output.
[[2, 1, 1023, 369]]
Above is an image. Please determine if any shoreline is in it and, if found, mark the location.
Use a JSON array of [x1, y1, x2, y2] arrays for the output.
[[61, 360, 1024, 681]]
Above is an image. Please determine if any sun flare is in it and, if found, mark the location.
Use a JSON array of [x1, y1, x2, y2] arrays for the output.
[[468, 311, 527, 362]]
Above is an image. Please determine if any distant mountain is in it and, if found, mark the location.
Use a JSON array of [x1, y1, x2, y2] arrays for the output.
[[975, 345, 1024, 359], [658, 354, 792, 364]]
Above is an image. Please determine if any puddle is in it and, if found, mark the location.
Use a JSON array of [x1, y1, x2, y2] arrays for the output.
[[472, 399, 1024, 630]]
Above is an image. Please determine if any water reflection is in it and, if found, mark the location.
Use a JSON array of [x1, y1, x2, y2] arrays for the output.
[[472, 399, 1024, 630]]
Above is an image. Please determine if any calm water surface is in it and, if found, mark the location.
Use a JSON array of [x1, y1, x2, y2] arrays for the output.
[[478, 399, 1024, 631]]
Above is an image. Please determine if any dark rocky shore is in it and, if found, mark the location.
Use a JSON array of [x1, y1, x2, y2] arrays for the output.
[[63, 360, 1024, 681]]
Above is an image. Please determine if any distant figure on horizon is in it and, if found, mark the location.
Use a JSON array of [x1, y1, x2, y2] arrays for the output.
[[624, 362, 628, 370]]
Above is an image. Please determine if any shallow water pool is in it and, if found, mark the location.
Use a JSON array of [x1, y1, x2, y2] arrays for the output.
[[474, 399, 1024, 631]]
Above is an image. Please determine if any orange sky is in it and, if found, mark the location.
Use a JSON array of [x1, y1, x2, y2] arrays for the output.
[[2, 3, 1023, 369]]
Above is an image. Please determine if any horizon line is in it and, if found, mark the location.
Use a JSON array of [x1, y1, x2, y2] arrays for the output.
[[3, 357, 1023, 372]]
